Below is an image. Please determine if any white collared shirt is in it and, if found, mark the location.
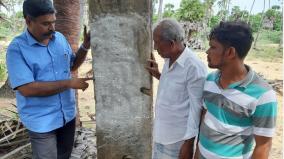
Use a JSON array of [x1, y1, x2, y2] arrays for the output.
[[154, 47, 207, 144]]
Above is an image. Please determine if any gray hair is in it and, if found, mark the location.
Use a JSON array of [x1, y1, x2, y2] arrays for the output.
[[154, 18, 185, 43]]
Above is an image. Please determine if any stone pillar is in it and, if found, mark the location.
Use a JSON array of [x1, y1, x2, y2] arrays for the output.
[[89, 1, 153, 159]]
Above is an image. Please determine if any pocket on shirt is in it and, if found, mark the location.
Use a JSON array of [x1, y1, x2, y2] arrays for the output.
[[62, 51, 71, 69], [59, 51, 71, 78], [163, 81, 187, 105]]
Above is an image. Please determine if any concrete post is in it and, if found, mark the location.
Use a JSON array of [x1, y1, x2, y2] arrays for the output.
[[89, 1, 153, 158]]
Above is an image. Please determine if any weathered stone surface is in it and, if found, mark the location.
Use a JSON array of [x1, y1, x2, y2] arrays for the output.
[[89, 0, 153, 159], [70, 127, 97, 159]]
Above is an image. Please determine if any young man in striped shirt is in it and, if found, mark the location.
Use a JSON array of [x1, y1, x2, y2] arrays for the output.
[[196, 21, 277, 159]]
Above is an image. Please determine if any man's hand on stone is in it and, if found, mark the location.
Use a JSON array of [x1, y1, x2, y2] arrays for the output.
[[145, 53, 160, 80], [68, 78, 93, 91]]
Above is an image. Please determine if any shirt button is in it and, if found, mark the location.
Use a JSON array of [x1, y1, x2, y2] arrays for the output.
[[55, 72, 58, 74]]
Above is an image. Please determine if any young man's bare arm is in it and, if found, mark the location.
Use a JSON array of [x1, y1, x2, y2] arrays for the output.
[[251, 135, 272, 159]]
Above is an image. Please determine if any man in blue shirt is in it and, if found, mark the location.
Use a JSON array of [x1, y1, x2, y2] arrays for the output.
[[6, 0, 92, 158]]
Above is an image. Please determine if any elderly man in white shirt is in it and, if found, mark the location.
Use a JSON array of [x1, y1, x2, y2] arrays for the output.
[[146, 19, 207, 159]]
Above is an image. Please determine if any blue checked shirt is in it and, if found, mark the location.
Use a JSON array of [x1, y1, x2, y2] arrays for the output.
[[6, 30, 76, 133]]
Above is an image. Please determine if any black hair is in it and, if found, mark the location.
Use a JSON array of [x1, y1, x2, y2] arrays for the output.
[[209, 21, 254, 59], [23, 0, 55, 18]]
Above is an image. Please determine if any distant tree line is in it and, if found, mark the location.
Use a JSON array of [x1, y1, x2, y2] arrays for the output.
[[153, 0, 282, 32]]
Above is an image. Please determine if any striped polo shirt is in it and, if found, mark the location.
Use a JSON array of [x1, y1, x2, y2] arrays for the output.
[[199, 65, 277, 159]]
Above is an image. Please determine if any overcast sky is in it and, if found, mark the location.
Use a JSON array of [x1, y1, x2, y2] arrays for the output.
[[159, 0, 282, 15]]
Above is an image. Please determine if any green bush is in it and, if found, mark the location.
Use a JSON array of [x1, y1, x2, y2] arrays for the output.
[[152, 14, 158, 23], [209, 16, 220, 28], [0, 11, 25, 39], [176, 0, 205, 22], [250, 14, 262, 32]]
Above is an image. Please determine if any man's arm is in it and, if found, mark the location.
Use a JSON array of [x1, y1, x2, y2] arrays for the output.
[[251, 135, 272, 159], [193, 108, 207, 159], [17, 78, 92, 97], [71, 26, 91, 72], [179, 137, 195, 159], [179, 66, 206, 159], [251, 90, 277, 159], [179, 109, 207, 159]]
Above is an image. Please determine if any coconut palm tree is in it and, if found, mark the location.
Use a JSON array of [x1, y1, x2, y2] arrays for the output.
[[253, 0, 266, 48], [0, 0, 5, 11], [53, 0, 81, 52], [217, 0, 229, 21], [247, 0, 256, 23], [157, 0, 163, 21], [53, 0, 82, 126], [203, 0, 216, 29]]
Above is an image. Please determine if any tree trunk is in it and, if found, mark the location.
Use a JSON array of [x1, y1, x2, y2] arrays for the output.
[[206, 0, 215, 26], [253, 0, 266, 48], [279, 2, 283, 51], [0, 78, 15, 98], [217, 0, 227, 21], [157, 0, 163, 21], [247, 0, 256, 23], [53, 0, 81, 126], [89, 0, 153, 158], [226, 0, 230, 20], [203, 0, 215, 42]]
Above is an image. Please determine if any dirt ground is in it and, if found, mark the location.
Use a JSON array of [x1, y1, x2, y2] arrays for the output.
[[0, 50, 282, 158]]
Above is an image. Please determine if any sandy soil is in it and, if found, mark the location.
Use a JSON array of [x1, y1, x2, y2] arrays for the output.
[[0, 50, 282, 158]]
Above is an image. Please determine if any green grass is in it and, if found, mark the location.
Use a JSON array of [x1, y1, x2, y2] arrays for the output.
[[0, 44, 6, 81], [247, 43, 282, 62], [256, 30, 282, 44], [0, 26, 23, 81], [248, 30, 282, 62], [0, 26, 11, 40], [0, 62, 6, 81]]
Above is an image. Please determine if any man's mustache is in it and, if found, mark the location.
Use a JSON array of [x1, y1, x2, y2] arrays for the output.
[[43, 31, 55, 36]]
